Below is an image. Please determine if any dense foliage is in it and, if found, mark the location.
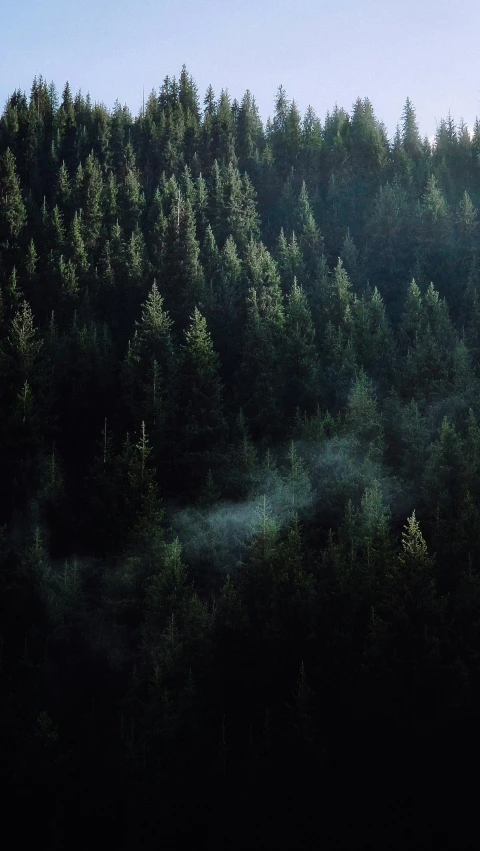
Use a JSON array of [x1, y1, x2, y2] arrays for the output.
[[3, 70, 480, 847]]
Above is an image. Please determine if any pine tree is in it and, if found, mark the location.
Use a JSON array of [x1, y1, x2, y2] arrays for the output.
[[69, 210, 88, 274], [456, 190, 477, 235], [143, 537, 190, 646], [392, 512, 443, 641], [118, 144, 144, 235], [348, 97, 388, 173], [127, 280, 177, 436], [359, 480, 393, 578], [276, 229, 305, 293], [55, 160, 72, 216], [295, 181, 324, 281], [58, 82, 78, 173], [238, 273, 286, 437], [161, 194, 204, 327], [207, 159, 224, 236], [244, 238, 281, 291], [364, 509, 444, 720], [240, 494, 280, 621], [322, 321, 358, 406], [350, 287, 395, 386], [9, 299, 43, 380], [365, 178, 414, 306], [103, 170, 118, 229], [206, 234, 243, 381], [282, 279, 319, 415], [401, 98, 422, 162], [400, 278, 423, 352], [200, 222, 220, 304], [423, 417, 465, 520], [178, 308, 225, 457], [300, 104, 322, 185], [224, 409, 258, 499], [222, 162, 260, 249], [422, 174, 447, 223], [236, 90, 263, 168], [396, 399, 429, 486], [211, 89, 235, 165], [0, 148, 26, 245], [280, 441, 312, 516], [345, 369, 384, 462], [76, 151, 103, 248], [270, 85, 292, 179], [324, 258, 353, 328], [403, 281, 455, 398], [49, 204, 65, 255], [455, 191, 478, 284], [340, 228, 359, 283], [23, 238, 38, 299]]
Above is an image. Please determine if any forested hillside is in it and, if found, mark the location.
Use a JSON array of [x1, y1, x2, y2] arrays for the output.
[[2, 69, 480, 848]]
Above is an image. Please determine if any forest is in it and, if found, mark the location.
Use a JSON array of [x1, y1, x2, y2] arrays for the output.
[[2, 67, 480, 848]]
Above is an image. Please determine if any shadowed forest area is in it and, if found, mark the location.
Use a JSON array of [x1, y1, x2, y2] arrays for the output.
[[2, 68, 480, 847]]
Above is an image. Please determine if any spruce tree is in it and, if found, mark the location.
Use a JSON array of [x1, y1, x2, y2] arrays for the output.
[[295, 181, 324, 282], [282, 279, 319, 415], [345, 369, 384, 463], [161, 194, 204, 327], [0, 148, 26, 246], [178, 308, 225, 457], [238, 274, 286, 437]]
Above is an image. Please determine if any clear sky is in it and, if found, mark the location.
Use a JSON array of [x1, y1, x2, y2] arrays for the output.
[[1, 0, 479, 140]]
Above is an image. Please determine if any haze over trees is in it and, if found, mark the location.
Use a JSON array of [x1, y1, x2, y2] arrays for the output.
[[2, 69, 480, 848]]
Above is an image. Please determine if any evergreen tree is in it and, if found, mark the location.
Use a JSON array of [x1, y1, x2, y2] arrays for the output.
[[161, 194, 204, 327], [238, 272, 285, 437], [345, 369, 384, 462], [9, 299, 43, 380], [205, 234, 244, 382], [123, 280, 176, 438], [118, 144, 144, 234], [276, 229, 305, 294], [282, 280, 319, 415], [324, 258, 352, 328], [178, 308, 225, 457], [69, 210, 88, 274], [236, 90, 263, 168], [222, 162, 260, 249], [76, 151, 103, 248], [57, 82, 78, 174], [0, 148, 26, 246], [55, 160, 72, 216], [364, 509, 444, 729], [350, 287, 395, 386], [423, 417, 465, 521], [400, 97, 423, 162], [294, 181, 324, 282]]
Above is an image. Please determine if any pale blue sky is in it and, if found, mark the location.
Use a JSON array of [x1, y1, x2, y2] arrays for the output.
[[1, 0, 479, 139]]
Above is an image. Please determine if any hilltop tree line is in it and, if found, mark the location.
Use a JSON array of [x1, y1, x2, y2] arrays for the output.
[[2, 69, 480, 847]]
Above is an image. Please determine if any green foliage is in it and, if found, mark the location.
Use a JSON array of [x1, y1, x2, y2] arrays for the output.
[[178, 308, 225, 458], [9, 299, 43, 379], [2, 71, 480, 848], [423, 417, 465, 519], [295, 181, 324, 281], [161, 193, 204, 326], [282, 280, 319, 414], [350, 287, 395, 385], [401, 97, 423, 162], [238, 272, 285, 436], [345, 369, 384, 461], [0, 147, 26, 244]]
